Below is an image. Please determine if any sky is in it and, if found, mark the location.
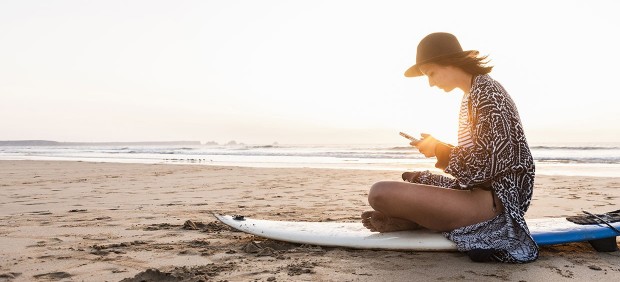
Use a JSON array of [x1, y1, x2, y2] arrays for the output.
[[1, 0, 619, 145]]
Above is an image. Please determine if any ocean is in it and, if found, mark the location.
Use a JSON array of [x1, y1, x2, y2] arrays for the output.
[[1, 143, 619, 177]]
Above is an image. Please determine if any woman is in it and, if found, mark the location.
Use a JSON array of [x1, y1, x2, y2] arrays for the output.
[[361, 32, 538, 263]]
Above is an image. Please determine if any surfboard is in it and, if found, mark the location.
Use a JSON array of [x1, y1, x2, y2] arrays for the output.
[[215, 210, 620, 252]]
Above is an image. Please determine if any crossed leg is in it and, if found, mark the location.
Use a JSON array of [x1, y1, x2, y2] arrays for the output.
[[361, 210, 422, 232], [362, 180, 502, 232]]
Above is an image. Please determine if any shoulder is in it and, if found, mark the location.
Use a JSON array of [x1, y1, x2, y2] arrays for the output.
[[470, 74, 509, 104], [471, 74, 503, 94]]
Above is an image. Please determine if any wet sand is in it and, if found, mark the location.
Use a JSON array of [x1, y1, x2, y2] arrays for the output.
[[1, 160, 619, 281]]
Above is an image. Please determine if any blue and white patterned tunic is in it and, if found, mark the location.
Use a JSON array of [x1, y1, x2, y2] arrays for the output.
[[410, 74, 538, 263]]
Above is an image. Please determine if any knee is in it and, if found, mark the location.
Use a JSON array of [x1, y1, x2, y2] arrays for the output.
[[368, 181, 392, 208]]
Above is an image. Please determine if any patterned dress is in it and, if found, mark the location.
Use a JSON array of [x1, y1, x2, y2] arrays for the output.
[[408, 74, 538, 263]]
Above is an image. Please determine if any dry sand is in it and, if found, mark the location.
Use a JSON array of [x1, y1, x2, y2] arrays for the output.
[[1, 160, 619, 281]]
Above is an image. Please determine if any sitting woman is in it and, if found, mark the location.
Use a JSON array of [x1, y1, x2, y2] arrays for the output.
[[361, 32, 538, 263]]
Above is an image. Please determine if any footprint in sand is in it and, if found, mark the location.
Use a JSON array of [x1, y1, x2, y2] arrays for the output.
[[32, 272, 72, 280]]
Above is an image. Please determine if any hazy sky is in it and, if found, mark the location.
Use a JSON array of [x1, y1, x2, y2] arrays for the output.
[[1, 0, 619, 145]]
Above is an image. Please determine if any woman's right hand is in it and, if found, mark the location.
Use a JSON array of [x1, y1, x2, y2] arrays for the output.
[[413, 133, 438, 158]]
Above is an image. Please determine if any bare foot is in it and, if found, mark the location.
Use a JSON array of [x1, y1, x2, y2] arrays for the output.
[[361, 210, 422, 232]]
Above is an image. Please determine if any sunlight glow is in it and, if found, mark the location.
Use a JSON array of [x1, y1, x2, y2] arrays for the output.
[[1, 0, 618, 144]]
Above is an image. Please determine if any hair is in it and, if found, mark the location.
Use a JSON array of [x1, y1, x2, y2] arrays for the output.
[[432, 51, 493, 75]]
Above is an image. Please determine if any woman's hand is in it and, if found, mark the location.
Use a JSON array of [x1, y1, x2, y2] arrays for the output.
[[402, 171, 422, 182], [412, 133, 438, 158]]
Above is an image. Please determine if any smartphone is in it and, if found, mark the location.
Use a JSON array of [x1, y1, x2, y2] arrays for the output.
[[399, 132, 420, 143]]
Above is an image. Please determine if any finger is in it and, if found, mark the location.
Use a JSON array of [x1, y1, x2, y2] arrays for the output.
[[402, 172, 409, 181], [420, 133, 430, 138]]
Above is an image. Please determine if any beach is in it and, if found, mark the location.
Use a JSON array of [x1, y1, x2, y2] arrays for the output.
[[1, 160, 619, 281]]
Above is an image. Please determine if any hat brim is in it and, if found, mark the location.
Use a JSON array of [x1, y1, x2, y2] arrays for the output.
[[404, 50, 477, 77]]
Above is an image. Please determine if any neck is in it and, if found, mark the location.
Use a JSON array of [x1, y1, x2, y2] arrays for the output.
[[458, 73, 474, 94]]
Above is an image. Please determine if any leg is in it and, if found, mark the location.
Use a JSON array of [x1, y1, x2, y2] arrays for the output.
[[363, 181, 503, 232]]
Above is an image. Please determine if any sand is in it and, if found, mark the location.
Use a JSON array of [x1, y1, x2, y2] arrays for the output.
[[0, 160, 619, 281]]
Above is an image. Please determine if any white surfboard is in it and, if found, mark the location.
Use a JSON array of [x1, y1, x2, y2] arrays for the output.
[[217, 214, 456, 251], [215, 212, 620, 252]]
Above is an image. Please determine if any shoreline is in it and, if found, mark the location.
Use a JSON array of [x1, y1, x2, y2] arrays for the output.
[[1, 160, 619, 281], [2, 156, 619, 178]]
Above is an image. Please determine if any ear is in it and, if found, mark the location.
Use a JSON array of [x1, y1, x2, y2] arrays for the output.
[[446, 64, 465, 74]]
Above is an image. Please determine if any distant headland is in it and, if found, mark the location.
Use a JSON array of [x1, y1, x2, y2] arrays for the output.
[[0, 140, 202, 146]]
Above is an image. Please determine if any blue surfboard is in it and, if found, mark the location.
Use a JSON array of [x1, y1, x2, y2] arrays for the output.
[[531, 210, 620, 251]]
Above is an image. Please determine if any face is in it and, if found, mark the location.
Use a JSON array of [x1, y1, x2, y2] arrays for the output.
[[418, 63, 460, 92]]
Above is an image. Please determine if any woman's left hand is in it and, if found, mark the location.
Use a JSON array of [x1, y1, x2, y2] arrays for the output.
[[413, 133, 438, 158]]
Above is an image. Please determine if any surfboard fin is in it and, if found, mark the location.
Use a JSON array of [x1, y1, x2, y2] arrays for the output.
[[588, 237, 619, 252], [467, 249, 499, 262]]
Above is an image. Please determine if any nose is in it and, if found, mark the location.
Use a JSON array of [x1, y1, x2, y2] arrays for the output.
[[427, 77, 435, 87]]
